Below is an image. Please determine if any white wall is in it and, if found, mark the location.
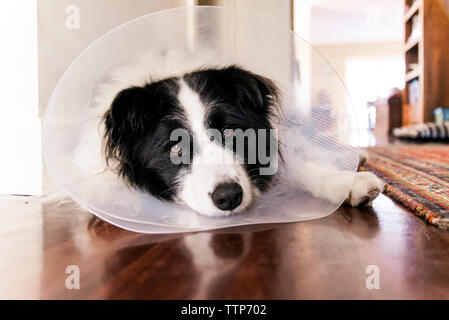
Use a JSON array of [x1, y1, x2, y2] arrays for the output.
[[38, 0, 188, 117], [0, 1, 41, 195], [315, 42, 404, 85], [38, 0, 188, 192], [313, 42, 403, 145], [310, 1, 403, 45]]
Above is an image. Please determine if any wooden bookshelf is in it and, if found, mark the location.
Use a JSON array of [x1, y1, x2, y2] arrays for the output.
[[403, 0, 449, 125]]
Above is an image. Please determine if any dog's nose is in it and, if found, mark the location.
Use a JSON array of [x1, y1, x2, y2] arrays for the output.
[[211, 183, 243, 211]]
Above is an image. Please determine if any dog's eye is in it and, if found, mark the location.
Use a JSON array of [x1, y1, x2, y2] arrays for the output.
[[170, 144, 182, 154], [223, 129, 234, 137]]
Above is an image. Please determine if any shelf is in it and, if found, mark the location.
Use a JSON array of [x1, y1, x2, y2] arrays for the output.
[[405, 37, 420, 52], [404, 0, 421, 23], [402, 0, 449, 125], [406, 69, 421, 82]]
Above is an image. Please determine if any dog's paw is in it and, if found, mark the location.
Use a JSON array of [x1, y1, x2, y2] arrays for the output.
[[346, 172, 384, 207]]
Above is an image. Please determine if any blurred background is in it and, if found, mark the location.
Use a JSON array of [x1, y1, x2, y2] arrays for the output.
[[1, 0, 448, 196]]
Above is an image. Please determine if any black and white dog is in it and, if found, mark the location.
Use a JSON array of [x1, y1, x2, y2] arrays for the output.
[[76, 52, 384, 217]]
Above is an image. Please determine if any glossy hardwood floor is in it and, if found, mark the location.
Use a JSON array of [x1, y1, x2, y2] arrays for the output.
[[1, 193, 448, 299]]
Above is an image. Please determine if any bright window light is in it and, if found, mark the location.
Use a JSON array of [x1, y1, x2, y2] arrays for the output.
[[0, 0, 41, 195], [346, 56, 405, 129]]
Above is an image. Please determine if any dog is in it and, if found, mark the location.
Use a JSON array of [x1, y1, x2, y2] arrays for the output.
[[73, 51, 384, 218]]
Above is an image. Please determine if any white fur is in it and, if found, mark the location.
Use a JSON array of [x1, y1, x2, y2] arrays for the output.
[[289, 161, 384, 208], [281, 145, 384, 207], [347, 171, 384, 207], [176, 82, 255, 216], [293, 161, 356, 204], [88, 49, 234, 119]]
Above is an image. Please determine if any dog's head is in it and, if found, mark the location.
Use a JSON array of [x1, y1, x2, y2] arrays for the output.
[[103, 66, 280, 216]]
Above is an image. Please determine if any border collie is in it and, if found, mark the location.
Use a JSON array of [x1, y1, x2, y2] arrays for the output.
[[75, 52, 384, 217]]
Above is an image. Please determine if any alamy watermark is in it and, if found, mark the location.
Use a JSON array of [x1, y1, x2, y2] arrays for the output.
[[169, 128, 279, 176], [65, 265, 80, 290], [65, 5, 80, 30], [365, 265, 380, 290]]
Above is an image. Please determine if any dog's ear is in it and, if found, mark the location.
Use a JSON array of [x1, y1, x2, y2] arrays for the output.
[[103, 86, 150, 169], [104, 86, 153, 143], [218, 66, 280, 114], [103, 79, 178, 142], [103, 82, 173, 166]]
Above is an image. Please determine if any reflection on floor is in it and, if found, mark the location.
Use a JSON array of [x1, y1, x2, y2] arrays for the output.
[[0, 189, 448, 299]]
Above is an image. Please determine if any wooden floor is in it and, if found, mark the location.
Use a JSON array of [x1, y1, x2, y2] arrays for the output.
[[1, 192, 449, 299]]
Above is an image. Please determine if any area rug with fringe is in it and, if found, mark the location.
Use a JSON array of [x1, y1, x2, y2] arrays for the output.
[[363, 145, 449, 230]]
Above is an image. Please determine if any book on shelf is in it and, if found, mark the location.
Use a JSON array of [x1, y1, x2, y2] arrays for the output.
[[408, 78, 420, 107]]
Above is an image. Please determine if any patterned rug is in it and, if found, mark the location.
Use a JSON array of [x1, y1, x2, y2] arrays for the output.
[[363, 145, 449, 230]]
